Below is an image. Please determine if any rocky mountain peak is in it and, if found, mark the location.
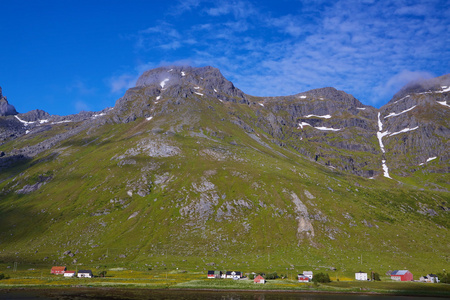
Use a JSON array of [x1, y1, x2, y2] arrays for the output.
[[135, 65, 245, 99], [0, 86, 18, 116], [390, 74, 450, 103], [296, 87, 364, 107]]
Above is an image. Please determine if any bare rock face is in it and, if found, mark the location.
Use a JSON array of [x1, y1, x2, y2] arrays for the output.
[[0, 87, 18, 116]]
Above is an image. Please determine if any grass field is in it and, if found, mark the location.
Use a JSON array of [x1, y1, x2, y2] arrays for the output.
[[0, 267, 449, 297]]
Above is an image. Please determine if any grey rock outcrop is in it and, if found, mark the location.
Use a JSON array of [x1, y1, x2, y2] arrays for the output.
[[0, 87, 18, 116]]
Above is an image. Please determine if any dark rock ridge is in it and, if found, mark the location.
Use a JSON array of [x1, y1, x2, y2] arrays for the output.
[[0, 67, 449, 179], [0, 87, 18, 116]]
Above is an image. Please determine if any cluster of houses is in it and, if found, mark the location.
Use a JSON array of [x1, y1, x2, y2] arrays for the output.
[[208, 269, 440, 283], [356, 270, 439, 283], [51, 266, 93, 278], [207, 270, 243, 279]]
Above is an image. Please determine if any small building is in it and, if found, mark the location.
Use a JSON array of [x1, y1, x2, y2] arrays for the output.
[[355, 271, 368, 281], [77, 270, 93, 278], [226, 271, 241, 279], [51, 266, 66, 275], [64, 271, 76, 277], [254, 275, 265, 284], [420, 274, 440, 283], [207, 270, 221, 278], [391, 270, 413, 281], [298, 274, 310, 282], [303, 271, 313, 280]]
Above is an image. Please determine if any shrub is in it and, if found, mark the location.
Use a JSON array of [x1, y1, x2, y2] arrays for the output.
[[0, 273, 9, 280], [98, 271, 107, 277], [373, 272, 381, 281], [312, 272, 331, 283], [265, 272, 278, 280], [436, 272, 449, 283]]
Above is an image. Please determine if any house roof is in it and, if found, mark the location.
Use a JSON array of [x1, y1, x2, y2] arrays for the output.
[[255, 275, 264, 280], [207, 271, 215, 275], [78, 270, 93, 273], [65, 271, 76, 273], [391, 270, 409, 275], [51, 266, 66, 270]]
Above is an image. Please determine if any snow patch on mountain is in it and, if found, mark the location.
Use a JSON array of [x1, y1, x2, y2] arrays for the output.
[[92, 112, 106, 119], [384, 105, 417, 118], [389, 126, 419, 136], [194, 92, 204, 96], [14, 115, 34, 126], [297, 122, 340, 131], [393, 95, 410, 104], [297, 122, 311, 129], [382, 160, 391, 179], [438, 86, 450, 93], [304, 114, 331, 119], [437, 101, 450, 108], [419, 157, 437, 166], [315, 126, 341, 131], [160, 78, 169, 88], [376, 112, 389, 153]]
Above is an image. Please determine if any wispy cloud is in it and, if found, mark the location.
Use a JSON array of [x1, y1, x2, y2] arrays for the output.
[[108, 73, 138, 94], [125, 0, 449, 106]]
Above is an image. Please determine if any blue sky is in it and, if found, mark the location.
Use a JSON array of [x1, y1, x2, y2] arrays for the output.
[[1, 0, 449, 115]]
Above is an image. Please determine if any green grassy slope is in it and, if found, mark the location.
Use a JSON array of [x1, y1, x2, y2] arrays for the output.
[[0, 87, 448, 280]]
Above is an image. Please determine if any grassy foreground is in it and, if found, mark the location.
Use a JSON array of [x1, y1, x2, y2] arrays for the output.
[[1, 268, 449, 297]]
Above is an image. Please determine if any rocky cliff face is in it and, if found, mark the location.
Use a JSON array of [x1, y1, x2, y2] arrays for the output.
[[0, 87, 18, 116], [1, 67, 449, 180]]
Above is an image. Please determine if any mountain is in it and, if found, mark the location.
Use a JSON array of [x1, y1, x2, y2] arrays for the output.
[[0, 67, 449, 276], [0, 87, 18, 116]]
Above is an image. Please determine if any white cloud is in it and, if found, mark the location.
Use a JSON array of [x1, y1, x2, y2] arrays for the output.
[[108, 74, 138, 93], [127, 0, 449, 106], [374, 70, 435, 100]]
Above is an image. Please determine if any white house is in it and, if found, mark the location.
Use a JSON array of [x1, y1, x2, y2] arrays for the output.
[[63, 271, 76, 277], [420, 274, 440, 283], [355, 271, 368, 281], [303, 271, 313, 280], [77, 270, 93, 278], [226, 271, 242, 279]]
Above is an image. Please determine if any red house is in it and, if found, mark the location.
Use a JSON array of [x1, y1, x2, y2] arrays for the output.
[[298, 274, 310, 282], [391, 270, 413, 281], [51, 266, 66, 275], [254, 275, 265, 284]]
